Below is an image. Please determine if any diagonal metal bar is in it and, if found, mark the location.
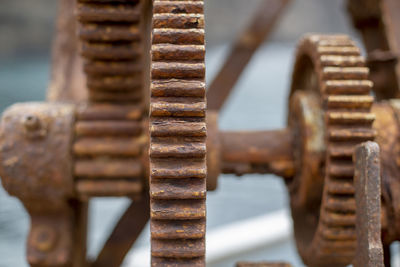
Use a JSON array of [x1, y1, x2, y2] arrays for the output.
[[353, 141, 384, 267], [207, 0, 290, 111], [92, 193, 150, 267]]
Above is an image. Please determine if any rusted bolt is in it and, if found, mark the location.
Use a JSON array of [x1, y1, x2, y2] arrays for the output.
[[23, 114, 41, 131], [31, 226, 57, 252]]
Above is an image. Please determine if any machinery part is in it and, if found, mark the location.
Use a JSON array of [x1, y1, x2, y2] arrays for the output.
[[74, 0, 151, 197], [76, 0, 145, 103], [0, 103, 87, 267], [353, 142, 384, 267], [347, 0, 400, 100], [220, 129, 293, 178], [287, 35, 375, 266], [149, 0, 206, 265], [74, 104, 147, 197], [207, 0, 290, 111]]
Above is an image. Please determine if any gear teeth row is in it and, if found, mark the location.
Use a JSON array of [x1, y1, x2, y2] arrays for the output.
[[150, 0, 206, 266], [294, 35, 375, 266], [76, 0, 144, 103], [73, 104, 145, 197], [318, 35, 375, 265]]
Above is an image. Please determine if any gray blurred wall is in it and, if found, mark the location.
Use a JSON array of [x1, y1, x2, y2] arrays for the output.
[[0, 0, 358, 59]]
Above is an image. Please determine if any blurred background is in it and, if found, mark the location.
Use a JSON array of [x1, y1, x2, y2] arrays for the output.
[[0, 0, 382, 266]]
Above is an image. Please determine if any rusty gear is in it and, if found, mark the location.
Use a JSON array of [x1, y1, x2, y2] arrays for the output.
[[288, 35, 375, 266], [74, 0, 149, 197], [149, 0, 207, 265], [76, 0, 145, 103]]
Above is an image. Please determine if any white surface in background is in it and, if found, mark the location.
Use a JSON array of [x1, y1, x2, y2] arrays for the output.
[[124, 210, 292, 266]]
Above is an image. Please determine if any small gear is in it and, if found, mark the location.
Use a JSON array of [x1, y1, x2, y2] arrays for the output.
[[76, 0, 144, 103], [74, 0, 148, 196], [288, 35, 375, 266]]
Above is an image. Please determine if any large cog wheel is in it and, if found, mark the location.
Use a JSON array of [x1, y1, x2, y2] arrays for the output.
[[288, 35, 376, 267], [149, 1, 207, 266]]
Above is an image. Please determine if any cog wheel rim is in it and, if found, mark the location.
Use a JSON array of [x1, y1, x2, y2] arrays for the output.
[[76, 0, 146, 104], [73, 0, 149, 196], [149, 1, 207, 266], [288, 34, 375, 267]]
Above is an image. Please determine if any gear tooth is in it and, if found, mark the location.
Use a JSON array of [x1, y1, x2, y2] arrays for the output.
[[317, 46, 361, 56], [76, 104, 142, 120], [328, 128, 376, 141], [328, 145, 354, 159], [325, 195, 356, 212], [151, 62, 205, 79], [73, 137, 142, 157], [322, 211, 356, 227], [322, 66, 369, 80], [317, 37, 356, 47], [77, 2, 141, 22], [151, 219, 206, 239], [81, 42, 141, 60], [328, 162, 354, 178], [75, 120, 142, 137], [323, 80, 373, 95], [151, 178, 206, 199], [326, 95, 374, 109], [150, 141, 206, 158], [316, 239, 356, 254], [87, 76, 141, 91], [84, 61, 141, 76], [151, 199, 206, 220], [74, 158, 142, 178], [326, 112, 375, 125], [153, 13, 205, 29], [153, 29, 205, 45], [89, 90, 143, 102], [326, 179, 355, 194], [151, 118, 206, 137], [152, 44, 205, 61], [150, 98, 206, 117], [321, 227, 356, 241], [151, 161, 206, 179], [151, 80, 205, 97], [153, 1, 204, 14], [79, 23, 140, 42], [151, 239, 205, 258], [320, 55, 365, 67]]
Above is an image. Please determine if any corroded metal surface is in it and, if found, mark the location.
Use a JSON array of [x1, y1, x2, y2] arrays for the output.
[[74, 104, 146, 197], [220, 129, 294, 178], [288, 35, 375, 267], [6, 1, 400, 266], [353, 142, 384, 267], [0, 103, 88, 267], [73, 0, 150, 198], [76, 0, 145, 103], [149, 0, 207, 265]]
